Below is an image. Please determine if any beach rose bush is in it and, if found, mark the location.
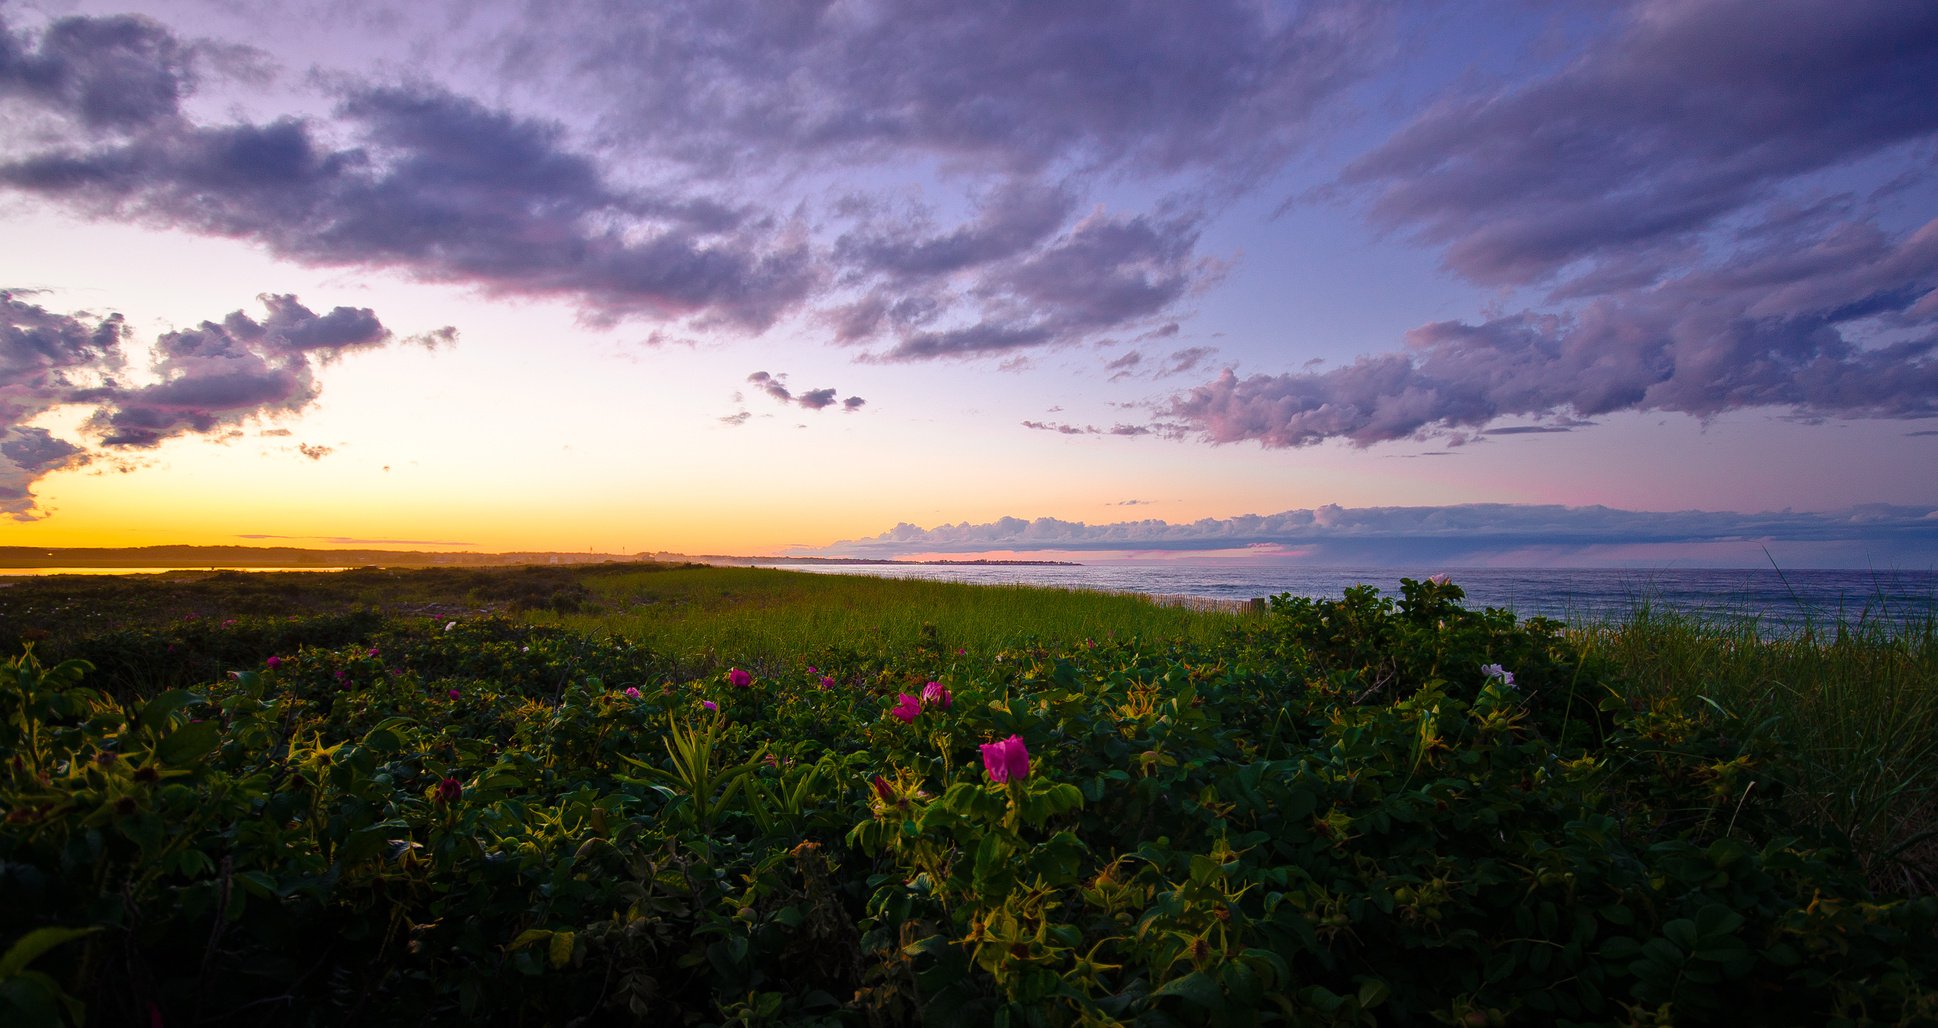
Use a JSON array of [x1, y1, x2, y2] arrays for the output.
[[0, 580, 1930, 1026]]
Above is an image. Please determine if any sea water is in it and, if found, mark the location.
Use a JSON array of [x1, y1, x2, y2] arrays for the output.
[[759, 561, 1938, 636]]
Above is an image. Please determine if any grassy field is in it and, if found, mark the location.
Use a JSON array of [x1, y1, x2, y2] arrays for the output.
[[2, 563, 1934, 1024], [527, 565, 1252, 668]]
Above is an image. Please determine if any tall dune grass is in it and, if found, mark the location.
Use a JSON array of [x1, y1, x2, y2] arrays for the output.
[[1570, 605, 1938, 894]]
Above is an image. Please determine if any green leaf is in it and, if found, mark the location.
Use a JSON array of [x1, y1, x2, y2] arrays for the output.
[[1151, 970, 1224, 1011], [134, 690, 195, 733], [0, 927, 98, 978], [547, 930, 575, 969], [154, 721, 220, 766], [508, 929, 552, 952], [1694, 903, 1745, 938]]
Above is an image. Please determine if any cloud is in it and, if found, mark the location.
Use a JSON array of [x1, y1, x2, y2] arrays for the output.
[[747, 371, 792, 403], [0, 290, 443, 516], [796, 387, 838, 410], [746, 371, 864, 413], [0, 13, 820, 332], [1167, 217, 1938, 446], [1139, 3, 1929, 452], [296, 442, 332, 460], [510, 0, 1387, 180], [0, 12, 196, 130], [2, 7, 1344, 361], [81, 294, 412, 448], [719, 410, 750, 426], [1157, 346, 1217, 377], [1021, 419, 1152, 437], [804, 502, 1938, 565], [1345, 2, 1938, 291]]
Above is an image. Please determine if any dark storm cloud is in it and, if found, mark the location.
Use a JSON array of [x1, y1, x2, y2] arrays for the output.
[[810, 503, 1938, 562], [1346, 1, 1938, 290], [0, 291, 444, 516]]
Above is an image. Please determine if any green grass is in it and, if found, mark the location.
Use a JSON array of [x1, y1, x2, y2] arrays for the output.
[[7, 564, 1938, 1022], [1571, 606, 1938, 894], [527, 565, 1252, 667]]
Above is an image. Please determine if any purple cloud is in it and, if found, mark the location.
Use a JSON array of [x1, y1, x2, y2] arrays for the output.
[[746, 371, 864, 413], [0, 12, 195, 130], [0, 22, 819, 332], [0, 290, 448, 516], [1346, 2, 1938, 291], [1168, 217, 1938, 447], [2, 7, 1340, 362], [517, 0, 1386, 179], [796, 388, 838, 411], [1021, 420, 1151, 437], [807, 503, 1938, 565]]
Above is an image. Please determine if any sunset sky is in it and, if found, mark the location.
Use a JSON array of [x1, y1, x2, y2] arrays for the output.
[[2, 0, 1935, 567]]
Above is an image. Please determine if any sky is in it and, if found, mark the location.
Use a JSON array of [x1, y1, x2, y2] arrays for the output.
[[1, 0, 1935, 568]]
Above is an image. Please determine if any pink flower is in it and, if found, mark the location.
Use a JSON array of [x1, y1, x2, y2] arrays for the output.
[[447, 688, 461, 700], [871, 775, 895, 804], [806, 665, 819, 674], [890, 693, 921, 723], [702, 700, 718, 712], [623, 687, 642, 699], [980, 735, 1030, 784], [819, 676, 835, 690], [921, 681, 952, 710], [1428, 573, 1451, 586], [728, 667, 752, 688], [366, 648, 380, 658], [434, 777, 462, 804], [265, 656, 283, 670]]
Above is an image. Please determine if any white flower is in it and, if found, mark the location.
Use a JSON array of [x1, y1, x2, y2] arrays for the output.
[[1480, 663, 1516, 688], [444, 621, 457, 632]]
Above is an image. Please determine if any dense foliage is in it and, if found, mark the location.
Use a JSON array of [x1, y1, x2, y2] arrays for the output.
[[2, 575, 1934, 1025]]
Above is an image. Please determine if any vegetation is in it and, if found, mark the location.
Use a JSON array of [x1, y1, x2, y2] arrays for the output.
[[1, 565, 1933, 1025]]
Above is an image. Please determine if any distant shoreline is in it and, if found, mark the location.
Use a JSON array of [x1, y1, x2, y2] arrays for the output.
[[0, 545, 1079, 570]]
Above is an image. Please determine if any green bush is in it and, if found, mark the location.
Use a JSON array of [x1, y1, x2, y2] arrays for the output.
[[0, 577, 1933, 1025]]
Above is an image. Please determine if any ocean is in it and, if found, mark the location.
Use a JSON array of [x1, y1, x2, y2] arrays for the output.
[[757, 561, 1938, 636]]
